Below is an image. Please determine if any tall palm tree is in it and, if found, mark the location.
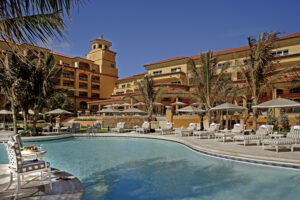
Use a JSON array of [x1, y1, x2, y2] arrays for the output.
[[136, 75, 165, 122], [240, 31, 300, 130], [188, 51, 230, 124], [0, 0, 84, 45]]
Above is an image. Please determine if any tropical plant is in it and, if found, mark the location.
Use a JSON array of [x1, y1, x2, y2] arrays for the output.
[[278, 108, 289, 130], [187, 51, 230, 124], [239, 31, 300, 130], [136, 75, 166, 122], [0, 0, 84, 45]]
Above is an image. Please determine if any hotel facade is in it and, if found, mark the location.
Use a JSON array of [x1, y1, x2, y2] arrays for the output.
[[88, 33, 300, 128], [0, 35, 118, 112]]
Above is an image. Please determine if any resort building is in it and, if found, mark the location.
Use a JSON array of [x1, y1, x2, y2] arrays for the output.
[[87, 32, 300, 128], [0, 35, 118, 112]]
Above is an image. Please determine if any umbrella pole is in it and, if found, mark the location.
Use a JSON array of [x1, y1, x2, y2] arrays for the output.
[[226, 109, 229, 129]]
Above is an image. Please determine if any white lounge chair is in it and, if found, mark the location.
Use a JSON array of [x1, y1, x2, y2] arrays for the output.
[[136, 121, 151, 134], [3, 140, 52, 200], [262, 126, 300, 152], [87, 121, 102, 134], [180, 123, 197, 136], [155, 122, 173, 135], [234, 125, 273, 146], [215, 124, 246, 142], [111, 122, 125, 133], [42, 123, 51, 133], [193, 123, 220, 139]]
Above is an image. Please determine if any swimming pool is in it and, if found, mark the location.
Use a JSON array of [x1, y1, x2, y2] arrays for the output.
[[1, 137, 300, 200]]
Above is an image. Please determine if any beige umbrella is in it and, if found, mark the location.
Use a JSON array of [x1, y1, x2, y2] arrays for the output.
[[104, 105, 113, 108], [46, 108, 73, 115], [178, 106, 205, 113], [121, 103, 131, 106], [111, 104, 121, 107], [0, 110, 12, 115], [252, 98, 300, 108], [134, 102, 145, 106], [97, 108, 119, 113], [191, 102, 201, 106], [153, 102, 163, 106], [171, 101, 186, 106], [0, 109, 12, 124], [210, 103, 247, 129], [122, 108, 146, 114], [19, 109, 35, 115]]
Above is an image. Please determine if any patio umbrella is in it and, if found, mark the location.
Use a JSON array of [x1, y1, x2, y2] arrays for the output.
[[171, 101, 186, 106], [0, 109, 12, 124], [153, 102, 163, 106], [121, 103, 131, 106], [210, 103, 247, 129], [252, 98, 300, 108], [134, 102, 145, 106], [45, 108, 73, 115], [122, 108, 146, 114], [191, 102, 201, 106], [111, 104, 121, 107], [104, 105, 113, 108], [178, 106, 205, 113], [19, 109, 35, 115], [97, 108, 119, 113]]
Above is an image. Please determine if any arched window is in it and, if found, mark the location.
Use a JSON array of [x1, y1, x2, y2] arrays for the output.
[[276, 89, 283, 95], [79, 101, 87, 110], [290, 87, 300, 94]]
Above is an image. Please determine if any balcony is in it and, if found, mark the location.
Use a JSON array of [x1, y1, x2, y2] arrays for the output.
[[92, 79, 100, 83], [63, 73, 74, 79], [79, 85, 88, 89], [79, 76, 88, 81]]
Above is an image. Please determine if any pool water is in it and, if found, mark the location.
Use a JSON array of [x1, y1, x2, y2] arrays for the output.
[[1, 137, 300, 200]]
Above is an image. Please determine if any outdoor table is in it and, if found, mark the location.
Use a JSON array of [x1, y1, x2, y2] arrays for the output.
[[21, 149, 46, 160]]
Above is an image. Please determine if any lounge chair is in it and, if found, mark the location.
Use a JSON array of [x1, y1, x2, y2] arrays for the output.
[[87, 121, 102, 134], [261, 126, 300, 152], [111, 122, 125, 133], [3, 140, 52, 199], [215, 124, 246, 142], [69, 123, 80, 133], [155, 122, 173, 135], [234, 125, 273, 146], [193, 123, 220, 139], [136, 121, 151, 134], [180, 123, 197, 136], [42, 123, 51, 133]]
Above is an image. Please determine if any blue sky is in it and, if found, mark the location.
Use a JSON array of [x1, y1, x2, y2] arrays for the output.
[[49, 0, 300, 78]]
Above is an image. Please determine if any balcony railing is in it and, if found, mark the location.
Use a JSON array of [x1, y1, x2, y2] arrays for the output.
[[92, 79, 100, 83], [63, 73, 74, 79], [79, 85, 88, 89], [79, 77, 88, 81]]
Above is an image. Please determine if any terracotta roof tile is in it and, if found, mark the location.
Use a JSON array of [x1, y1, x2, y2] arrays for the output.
[[145, 56, 188, 66], [118, 72, 147, 81]]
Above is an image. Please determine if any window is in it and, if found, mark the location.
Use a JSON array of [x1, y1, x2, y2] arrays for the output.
[[153, 70, 162, 75], [243, 59, 248, 65], [79, 92, 88, 97], [93, 45, 96, 49], [171, 67, 181, 73], [92, 93, 100, 98], [121, 84, 126, 89], [91, 105, 99, 111], [63, 81, 74, 87], [276, 51, 283, 56], [276, 89, 283, 95], [283, 49, 289, 55], [111, 64, 115, 68], [98, 44, 102, 49], [217, 63, 224, 68], [290, 87, 300, 94], [162, 98, 171, 102], [291, 99, 300, 112], [79, 84, 88, 89], [92, 85, 100, 90], [79, 101, 87, 109], [171, 81, 181, 85]]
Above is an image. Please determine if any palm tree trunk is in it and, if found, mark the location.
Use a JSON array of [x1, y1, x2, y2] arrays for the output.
[[252, 98, 258, 131], [22, 111, 28, 131], [11, 101, 18, 134]]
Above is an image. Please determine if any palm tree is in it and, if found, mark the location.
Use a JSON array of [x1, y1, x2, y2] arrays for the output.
[[188, 51, 230, 124], [239, 31, 300, 130], [30, 53, 64, 134], [0, 0, 84, 45], [136, 75, 165, 122]]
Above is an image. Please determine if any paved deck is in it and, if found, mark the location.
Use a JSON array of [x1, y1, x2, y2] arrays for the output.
[[0, 165, 84, 200]]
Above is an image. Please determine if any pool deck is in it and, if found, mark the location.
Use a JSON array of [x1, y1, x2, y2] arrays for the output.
[[0, 165, 84, 200], [2, 131, 300, 199]]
